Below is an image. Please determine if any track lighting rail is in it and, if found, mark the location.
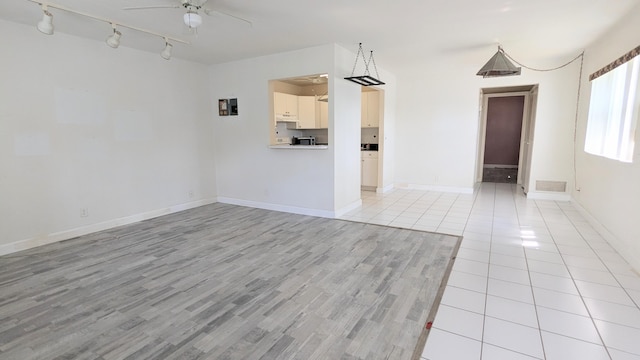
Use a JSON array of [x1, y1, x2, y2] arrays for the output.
[[29, 0, 189, 59]]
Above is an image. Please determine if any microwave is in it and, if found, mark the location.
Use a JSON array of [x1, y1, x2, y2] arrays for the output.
[[292, 136, 316, 145]]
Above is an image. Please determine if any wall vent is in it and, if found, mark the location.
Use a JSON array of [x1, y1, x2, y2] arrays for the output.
[[535, 180, 567, 192]]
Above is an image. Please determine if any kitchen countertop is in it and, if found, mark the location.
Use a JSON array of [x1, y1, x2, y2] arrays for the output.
[[269, 144, 328, 150]]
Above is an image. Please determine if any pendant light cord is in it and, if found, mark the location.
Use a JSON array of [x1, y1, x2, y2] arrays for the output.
[[500, 46, 584, 72], [573, 54, 585, 192], [501, 46, 586, 193]]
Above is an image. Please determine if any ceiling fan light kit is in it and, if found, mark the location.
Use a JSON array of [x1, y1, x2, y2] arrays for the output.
[[344, 43, 385, 86], [28, 0, 189, 59], [183, 11, 202, 28]]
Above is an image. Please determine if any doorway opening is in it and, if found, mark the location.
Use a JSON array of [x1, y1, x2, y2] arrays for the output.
[[476, 85, 539, 192], [360, 86, 384, 192]]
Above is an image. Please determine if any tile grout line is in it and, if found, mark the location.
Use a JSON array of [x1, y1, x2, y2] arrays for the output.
[[514, 185, 549, 360], [531, 198, 613, 359], [478, 182, 497, 360], [555, 202, 640, 311]]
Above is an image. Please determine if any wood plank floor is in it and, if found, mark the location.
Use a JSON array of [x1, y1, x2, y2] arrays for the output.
[[0, 203, 459, 360]]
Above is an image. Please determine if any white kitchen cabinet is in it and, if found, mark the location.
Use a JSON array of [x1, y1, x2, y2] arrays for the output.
[[295, 96, 316, 129], [361, 151, 378, 187], [274, 92, 298, 122], [361, 91, 380, 128], [316, 100, 328, 128]]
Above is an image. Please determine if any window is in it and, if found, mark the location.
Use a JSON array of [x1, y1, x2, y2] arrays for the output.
[[585, 54, 640, 163]]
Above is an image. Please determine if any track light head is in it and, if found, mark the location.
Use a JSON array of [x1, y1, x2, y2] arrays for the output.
[[106, 28, 121, 48], [161, 41, 173, 60], [37, 8, 54, 35]]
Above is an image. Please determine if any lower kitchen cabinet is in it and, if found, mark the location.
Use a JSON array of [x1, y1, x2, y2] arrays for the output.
[[361, 151, 378, 187]]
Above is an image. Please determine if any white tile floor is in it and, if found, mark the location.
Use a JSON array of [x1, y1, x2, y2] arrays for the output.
[[339, 182, 640, 360]]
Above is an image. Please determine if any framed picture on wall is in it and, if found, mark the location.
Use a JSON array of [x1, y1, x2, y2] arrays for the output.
[[218, 99, 229, 116], [229, 98, 238, 116]]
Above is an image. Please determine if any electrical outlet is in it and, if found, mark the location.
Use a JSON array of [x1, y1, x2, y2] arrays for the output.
[[80, 208, 89, 217], [188, 190, 194, 198]]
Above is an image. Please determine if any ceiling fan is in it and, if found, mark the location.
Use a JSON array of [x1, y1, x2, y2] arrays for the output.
[[287, 74, 329, 85], [123, 0, 252, 29]]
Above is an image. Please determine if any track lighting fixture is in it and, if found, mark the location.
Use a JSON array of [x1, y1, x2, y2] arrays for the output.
[[106, 25, 121, 48], [161, 40, 173, 60], [29, 0, 188, 60], [36, 5, 54, 35]]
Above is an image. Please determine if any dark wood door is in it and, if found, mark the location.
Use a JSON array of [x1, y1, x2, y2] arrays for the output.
[[483, 96, 525, 182]]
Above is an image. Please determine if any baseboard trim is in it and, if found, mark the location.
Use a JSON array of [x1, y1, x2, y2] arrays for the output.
[[571, 199, 640, 273], [217, 197, 335, 218], [335, 199, 362, 218], [0, 198, 217, 256], [526, 191, 571, 201], [377, 183, 394, 193], [394, 183, 474, 194]]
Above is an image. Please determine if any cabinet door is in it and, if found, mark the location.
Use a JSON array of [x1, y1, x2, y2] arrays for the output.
[[366, 91, 380, 127], [297, 96, 316, 129], [274, 92, 298, 120], [285, 93, 298, 118], [361, 92, 368, 127], [317, 100, 328, 128], [361, 91, 380, 128], [361, 153, 378, 187], [274, 92, 286, 117]]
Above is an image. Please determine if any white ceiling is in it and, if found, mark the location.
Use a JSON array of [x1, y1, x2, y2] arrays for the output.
[[2, 0, 639, 72]]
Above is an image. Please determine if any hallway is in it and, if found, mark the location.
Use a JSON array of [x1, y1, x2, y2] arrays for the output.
[[340, 183, 640, 359]]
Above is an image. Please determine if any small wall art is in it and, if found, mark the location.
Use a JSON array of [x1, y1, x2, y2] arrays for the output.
[[229, 98, 238, 116], [218, 99, 229, 116]]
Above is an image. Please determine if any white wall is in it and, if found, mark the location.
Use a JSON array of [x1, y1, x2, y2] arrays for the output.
[[393, 50, 581, 194], [332, 45, 362, 213], [573, 5, 640, 270], [376, 69, 397, 193], [209, 45, 334, 215], [0, 20, 216, 254], [209, 44, 382, 216]]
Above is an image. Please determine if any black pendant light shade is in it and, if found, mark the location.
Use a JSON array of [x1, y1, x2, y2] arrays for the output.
[[477, 47, 521, 78]]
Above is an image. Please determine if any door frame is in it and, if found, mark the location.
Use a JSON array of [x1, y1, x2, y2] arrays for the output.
[[521, 86, 538, 194], [476, 89, 535, 186]]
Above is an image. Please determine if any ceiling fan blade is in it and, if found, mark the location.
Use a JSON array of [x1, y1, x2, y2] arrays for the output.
[[203, 8, 252, 27], [123, 5, 181, 10]]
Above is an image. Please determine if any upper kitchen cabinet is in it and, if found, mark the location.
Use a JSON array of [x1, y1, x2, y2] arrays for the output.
[[316, 100, 328, 129], [293, 96, 316, 129], [361, 90, 380, 128], [274, 92, 298, 122]]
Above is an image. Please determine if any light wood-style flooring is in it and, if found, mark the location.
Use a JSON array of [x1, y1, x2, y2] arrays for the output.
[[0, 203, 459, 360]]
